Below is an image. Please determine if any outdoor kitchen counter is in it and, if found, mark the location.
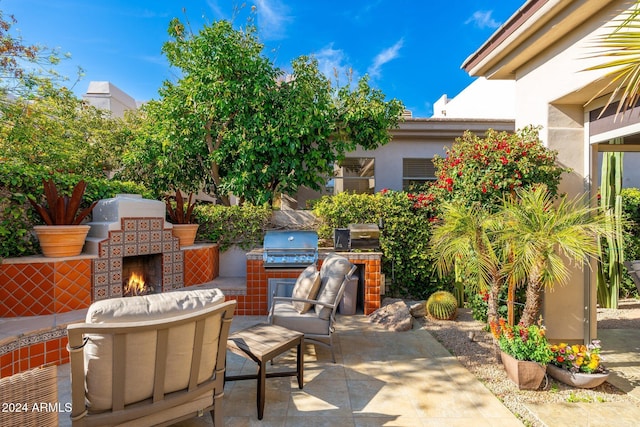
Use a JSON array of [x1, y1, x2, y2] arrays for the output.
[[245, 249, 383, 316], [245, 248, 383, 260]]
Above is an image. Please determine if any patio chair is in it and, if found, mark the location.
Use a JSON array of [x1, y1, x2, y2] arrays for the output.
[[268, 252, 357, 363], [67, 288, 235, 427], [624, 260, 640, 293]]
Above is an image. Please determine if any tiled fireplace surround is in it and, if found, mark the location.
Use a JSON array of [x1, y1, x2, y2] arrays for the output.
[[0, 196, 382, 378]]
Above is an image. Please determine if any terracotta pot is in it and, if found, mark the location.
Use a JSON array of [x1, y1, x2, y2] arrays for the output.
[[34, 225, 90, 258], [546, 364, 610, 389], [172, 224, 199, 247], [500, 351, 547, 390]]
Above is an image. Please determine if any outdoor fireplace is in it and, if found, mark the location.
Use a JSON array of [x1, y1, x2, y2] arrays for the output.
[[122, 254, 161, 296], [86, 194, 184, 301]]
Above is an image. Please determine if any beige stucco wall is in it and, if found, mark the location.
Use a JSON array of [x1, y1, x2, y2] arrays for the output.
[[505, 1, 634, 341]]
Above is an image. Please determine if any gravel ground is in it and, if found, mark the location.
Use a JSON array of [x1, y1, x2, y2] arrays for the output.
[[419, 299, 640, 427]]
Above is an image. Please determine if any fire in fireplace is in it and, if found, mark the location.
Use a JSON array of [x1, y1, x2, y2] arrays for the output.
[[122, 254, 161, 297], [124, 272, 154, 296]]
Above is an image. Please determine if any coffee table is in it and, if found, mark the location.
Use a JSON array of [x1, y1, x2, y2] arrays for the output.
[[225, 323, 304, 419]]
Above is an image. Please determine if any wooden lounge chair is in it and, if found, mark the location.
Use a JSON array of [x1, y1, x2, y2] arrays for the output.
[[67, 288, 235, 427]]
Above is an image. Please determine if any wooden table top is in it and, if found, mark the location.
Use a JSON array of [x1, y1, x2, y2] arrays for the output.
[[227, 323, 303, 359]]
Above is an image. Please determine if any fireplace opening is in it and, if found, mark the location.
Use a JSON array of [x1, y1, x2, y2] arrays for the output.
[[122, 254, 162, 297]]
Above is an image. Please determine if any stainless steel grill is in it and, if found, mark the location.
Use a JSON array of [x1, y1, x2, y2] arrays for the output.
[[263, 230, 318, 268], [333, 224, 380, 251]]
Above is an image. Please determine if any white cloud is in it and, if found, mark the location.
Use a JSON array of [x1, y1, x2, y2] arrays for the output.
[[206, 0, 228, 20], [312, 44, 359, 86], [254, 0, 291, 40], [465, 10, 501, 30], [367, 38, 404, 79]]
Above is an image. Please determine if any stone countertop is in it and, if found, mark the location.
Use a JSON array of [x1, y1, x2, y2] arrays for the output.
[[246, 248, 382, 260]]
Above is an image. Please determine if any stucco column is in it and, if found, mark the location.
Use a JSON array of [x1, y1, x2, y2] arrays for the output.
[[544, 104, 594, 343]]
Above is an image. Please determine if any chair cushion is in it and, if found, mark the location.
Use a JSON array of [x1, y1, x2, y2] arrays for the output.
[[83, 288, 225, 411], [315, 253, 352, 320], [86, 288, 225, 323], [271, 300, 331, 335], [291, 265, 321, 314]]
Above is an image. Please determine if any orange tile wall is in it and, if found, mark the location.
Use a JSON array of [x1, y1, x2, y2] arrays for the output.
[[0, 259, 91, 317], [0, 335, 69, 378], [184, 244, 219, 286]]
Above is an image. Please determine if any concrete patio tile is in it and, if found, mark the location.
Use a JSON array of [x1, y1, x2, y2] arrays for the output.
[[343, 359, 400, 382], [420, 418, 507, 426], [348, 379, 421, 418], [354, 415, 425, 426], [283, 416, 356, 426], [223, 416, 287, 426], [288, 378, 352, 418], [224, 377, 292, 419]]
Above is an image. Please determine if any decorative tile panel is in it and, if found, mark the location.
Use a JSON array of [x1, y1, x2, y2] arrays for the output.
[[91, 217, 183, 301]]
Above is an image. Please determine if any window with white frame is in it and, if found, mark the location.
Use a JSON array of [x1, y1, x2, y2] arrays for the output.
[[402, 158, 436, 190], [327, 157, 375, 194]]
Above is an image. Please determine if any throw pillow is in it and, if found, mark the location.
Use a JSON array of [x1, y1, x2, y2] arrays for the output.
[[291, 265, 321, 313], [315, 253, 352, 320]]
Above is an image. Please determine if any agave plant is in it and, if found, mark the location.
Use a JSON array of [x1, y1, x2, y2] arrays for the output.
[[165, 189, 197, 224], [29, 179, 97, 225]]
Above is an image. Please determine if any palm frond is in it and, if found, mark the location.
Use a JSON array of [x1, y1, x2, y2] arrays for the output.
[[584, 9, 640, 117]]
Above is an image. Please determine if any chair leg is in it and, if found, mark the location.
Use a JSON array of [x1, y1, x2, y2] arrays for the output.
[[211, 389, 224, 426], [329, 335, 336, 363]]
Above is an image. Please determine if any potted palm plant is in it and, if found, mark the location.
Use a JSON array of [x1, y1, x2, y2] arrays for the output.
[[29, 179, 97, 257], [165, 189, 199, 247]]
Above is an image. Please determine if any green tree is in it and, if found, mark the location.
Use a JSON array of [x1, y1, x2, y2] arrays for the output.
[[120, 18, 403, 205], [0, 80, 135, 177], [0, 9, 79, 97], [498, 186, 610, 327]]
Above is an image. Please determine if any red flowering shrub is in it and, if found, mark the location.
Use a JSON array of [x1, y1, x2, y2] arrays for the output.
[[429, 126, 569, 211]]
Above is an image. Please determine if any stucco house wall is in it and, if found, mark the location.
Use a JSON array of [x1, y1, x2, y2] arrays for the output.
[[463, 0, 640, 342], [83, 81, 138, 118], [432, 77, 516, 120]]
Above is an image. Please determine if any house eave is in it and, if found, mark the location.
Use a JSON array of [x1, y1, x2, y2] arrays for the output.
[[390, 118, 515, 141], [462, 0, 619, 79]]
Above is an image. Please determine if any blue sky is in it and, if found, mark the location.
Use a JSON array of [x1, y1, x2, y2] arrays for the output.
[[3, 0, 524, 118]]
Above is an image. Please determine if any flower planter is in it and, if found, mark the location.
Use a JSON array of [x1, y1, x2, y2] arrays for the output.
[[546, 364, 610, 389], [500, 351, 547, 390], [172, 224, 199, 247], [34, 225, 90, 258]]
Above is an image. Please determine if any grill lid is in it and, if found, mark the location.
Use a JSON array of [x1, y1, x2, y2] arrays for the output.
[[348, 223, 380, 239], [263, 230, 318, 267]]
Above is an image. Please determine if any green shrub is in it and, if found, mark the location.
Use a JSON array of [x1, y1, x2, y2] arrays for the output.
[[195, 204, 272, 251], [312, 190, 448, 299], [311, 192, 383, 240], [466, 286, 526, 324], [429, 126, 568, 212], [622, 187, 640, 297]]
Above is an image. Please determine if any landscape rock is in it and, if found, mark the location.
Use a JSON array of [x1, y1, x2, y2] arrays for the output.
[[407, 300, 427, 318], [368, 299, 413, 331]]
